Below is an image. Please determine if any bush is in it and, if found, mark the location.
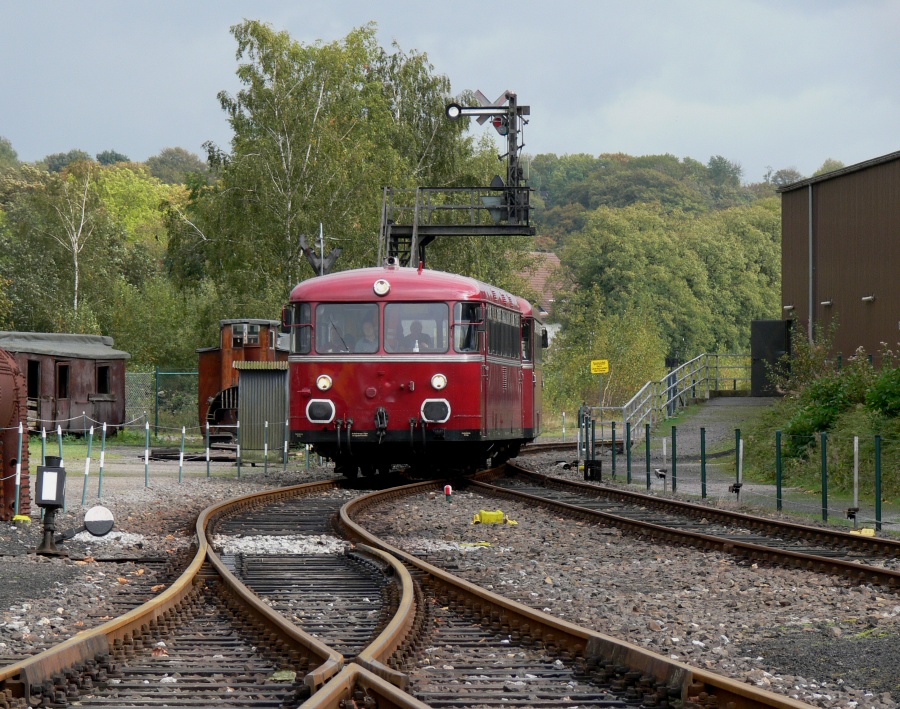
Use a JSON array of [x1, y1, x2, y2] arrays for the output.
[[866, 366, 900, 417]]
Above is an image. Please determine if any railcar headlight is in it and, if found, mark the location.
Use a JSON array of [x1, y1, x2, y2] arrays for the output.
[[431, 373, 448, 390], [316, 374, 333, 391], [373, 279, 391, 296]]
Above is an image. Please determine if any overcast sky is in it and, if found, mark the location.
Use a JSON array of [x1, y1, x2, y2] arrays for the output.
[[1, 0, 897, 183]]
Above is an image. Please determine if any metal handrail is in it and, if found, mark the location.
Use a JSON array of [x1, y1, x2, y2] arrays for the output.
[[593, 353, 750, 442]]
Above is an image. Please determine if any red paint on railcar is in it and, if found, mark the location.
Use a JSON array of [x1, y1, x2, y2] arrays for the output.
[[285, 264, 544, 477]]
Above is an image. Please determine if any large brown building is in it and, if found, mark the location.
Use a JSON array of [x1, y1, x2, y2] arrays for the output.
[[780, 150, 900, 364]]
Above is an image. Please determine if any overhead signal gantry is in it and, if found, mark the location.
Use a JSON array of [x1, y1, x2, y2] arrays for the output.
[[379, 90, 535, 268]]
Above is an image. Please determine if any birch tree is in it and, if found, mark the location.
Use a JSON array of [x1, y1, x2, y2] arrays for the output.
[[168, 20, 495, 313]]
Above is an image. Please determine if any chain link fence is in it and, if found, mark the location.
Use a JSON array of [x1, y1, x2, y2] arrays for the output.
[[126, 370, 199, 436]]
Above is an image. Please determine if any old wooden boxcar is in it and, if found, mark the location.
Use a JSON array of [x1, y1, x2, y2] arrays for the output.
[[0, 332, 129, 433]]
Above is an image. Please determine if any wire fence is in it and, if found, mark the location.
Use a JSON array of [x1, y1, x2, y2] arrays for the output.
[[572, 419, 900, 535], [2, 416, 321, 518]]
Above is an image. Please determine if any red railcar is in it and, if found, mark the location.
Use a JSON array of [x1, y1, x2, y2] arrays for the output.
[[285, 264, 545, 477]]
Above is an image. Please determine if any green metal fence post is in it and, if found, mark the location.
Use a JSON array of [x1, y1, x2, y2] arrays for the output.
[[611, 421, 617, 479], [875, 435, 882, 532], [820, 431, 828, 522], [734, 428, 740, 488], [645, 423, 651, 491], [775, 430, 783, 511], [81, 425, 93, 506], [205, 422, 211, 478], [700, 427, 707, 499], [671, 426, 677, 493], [625, 422, 632, 483]]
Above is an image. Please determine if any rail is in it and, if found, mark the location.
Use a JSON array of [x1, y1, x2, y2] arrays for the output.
[[592, 353, 750, 445]]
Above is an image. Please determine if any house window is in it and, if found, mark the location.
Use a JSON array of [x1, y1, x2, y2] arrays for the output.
[[246, 323, 260, 345], [97, 365, 111, 395], [27, 360, 40, 398], [57, 363, 70, 399], [232, 324, 244, 348]]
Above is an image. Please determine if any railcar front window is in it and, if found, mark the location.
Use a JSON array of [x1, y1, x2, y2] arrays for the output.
[[384, 303, 449, 353], [315, 303, 379, 354]]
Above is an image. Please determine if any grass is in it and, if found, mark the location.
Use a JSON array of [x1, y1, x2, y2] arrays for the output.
[[742, 398, 900, 500]]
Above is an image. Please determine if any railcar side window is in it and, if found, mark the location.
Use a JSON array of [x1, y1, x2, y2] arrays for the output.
[[290, 303, 312, 354], [315, 303, 379, 354], [521, 320, 533, 362], [486, 305, 521, 359], [384, 303, 449, 353], [453, 302, 482, 353]]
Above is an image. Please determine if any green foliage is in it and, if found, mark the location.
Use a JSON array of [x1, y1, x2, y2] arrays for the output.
[[865, 365, 900, 418], [812, 158, 845, 177], [44, 149, 92, 172], [0, 136, 18, 173], [105, 276, 213, 369], [772, 330, 877, 458], [544, 285, 666, 412], [533, 152, 758, 249], [769, 167, 804, 187], [783, 374, 848, 457], [167, 20, 496, 316], [555, 199, 780, 359], [146, 147, 208, 184], [97, 164, 184, 246], [96, 150, 129, 165]]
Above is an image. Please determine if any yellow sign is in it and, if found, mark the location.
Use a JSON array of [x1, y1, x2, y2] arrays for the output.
[[590, 359, 609, 374]]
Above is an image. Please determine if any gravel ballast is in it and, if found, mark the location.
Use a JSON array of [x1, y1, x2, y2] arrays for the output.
[[358, 483, 900, 709]]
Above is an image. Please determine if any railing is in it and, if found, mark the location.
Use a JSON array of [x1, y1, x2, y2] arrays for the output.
[[378, 186, 535, 266], [592, 353, 750, 444]]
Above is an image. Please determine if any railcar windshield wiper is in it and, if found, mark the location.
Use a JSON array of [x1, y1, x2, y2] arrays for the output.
[[329, 318, 350, 352]]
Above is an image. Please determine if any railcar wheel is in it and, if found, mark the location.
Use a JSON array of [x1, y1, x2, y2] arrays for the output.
[[360, 464, 376, 477]]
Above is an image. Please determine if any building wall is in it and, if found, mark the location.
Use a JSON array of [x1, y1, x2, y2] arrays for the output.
[[781, 154, 900, 363]]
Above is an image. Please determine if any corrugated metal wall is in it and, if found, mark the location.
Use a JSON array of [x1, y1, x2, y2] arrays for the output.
[[237, 369, 289, 450], [781, 154, 900, 363]]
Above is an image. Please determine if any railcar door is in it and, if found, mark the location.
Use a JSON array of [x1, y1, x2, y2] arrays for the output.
[[520, 319, 534, 436]]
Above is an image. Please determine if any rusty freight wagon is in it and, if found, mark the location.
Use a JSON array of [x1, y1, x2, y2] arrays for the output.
[[0, 331, 130, 433]]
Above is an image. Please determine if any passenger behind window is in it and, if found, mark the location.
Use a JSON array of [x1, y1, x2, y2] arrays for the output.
[[401, 321, 432, 352], [354, 320, 378, 353]]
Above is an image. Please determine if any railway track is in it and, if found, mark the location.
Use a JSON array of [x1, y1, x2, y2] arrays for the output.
[[0, 475, 816, 709], [473, 464, 900, 587]]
